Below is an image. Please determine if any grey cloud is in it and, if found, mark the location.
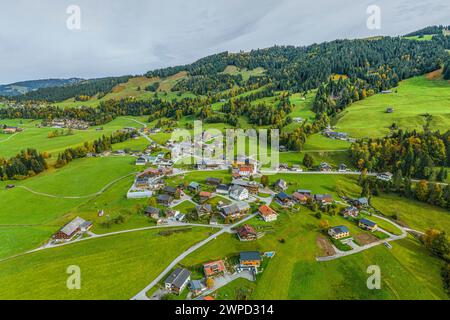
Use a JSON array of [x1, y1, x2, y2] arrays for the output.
[[0, 0, 449, 84]]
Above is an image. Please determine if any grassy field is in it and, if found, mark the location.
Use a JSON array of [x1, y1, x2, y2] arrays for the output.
[[0, 227, 214, 299], [0, 156, 138, 258], [0, 116, 149, 158], [371, 194, 450, 234], [182, 205, 447, 300], [222, 65, 266, 81], [336, 75, 450, 138]]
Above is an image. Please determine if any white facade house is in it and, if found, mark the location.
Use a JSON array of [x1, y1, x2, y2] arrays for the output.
[[229, 185, 249, 201]]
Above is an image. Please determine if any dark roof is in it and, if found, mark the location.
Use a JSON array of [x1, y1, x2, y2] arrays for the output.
[[216, 184, 230, 191], [206, 177, 222, 184], [164, 186, 178, 194], [276, 192, 291, 200], [157, 194, 172, 202], [240, 251, 261, 262], [145, 206, 161, 215], [330, 225, 349, 234], [360, 218, 377, 227], [165, 268, 191, 289]]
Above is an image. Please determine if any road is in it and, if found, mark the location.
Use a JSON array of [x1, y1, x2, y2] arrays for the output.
[[0, 221, 223, 264], [131, 212, 258, 300], [123, 117, 163, 147], [0, 132, 20, 143]]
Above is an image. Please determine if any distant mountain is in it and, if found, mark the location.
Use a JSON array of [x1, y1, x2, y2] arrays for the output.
[[0, 78, 84, 97]]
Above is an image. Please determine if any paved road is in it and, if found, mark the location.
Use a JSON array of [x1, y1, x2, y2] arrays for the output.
[[131, 212, 258, 300], [123, 117, 164, 147]]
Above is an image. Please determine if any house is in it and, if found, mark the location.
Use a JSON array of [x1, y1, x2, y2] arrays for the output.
[[163, 186, 178, 196], [381, 90, 392, 94], [273, 179, 288, 191], [229, 185, 249, 201], [328, 226, 350, 239], [196, 204, 212, 216], [236, 224, 258, 241], [354, 197, 369, 208], [188, 182, 201, 193], [231, 179, 260, 194], [297, 189, 312, 196], [275, 192, 293, 206], [239, 251, 261, 270], [377, 172, 393, 181], [2, 126, 19, 134], [189, 279, 207, 296], [314, 194, 333, 205], [135, 157, 147, 166], [220, 202, 250, 219], [145, 206, 161, 219], [340, 206, 359, 219], [206, 177, 222, 186], [359, 218, 378, 232], [338, 163, 348, 172], [233, 164, 256, 178], [292, 192, 310, 204], [319, 162, 332, 172], [203, 260, 226, 277], [53, 217, 92, 241], [164, 268, 191, 295], [258, 205, 278, 222], [157, 194, 173, 206], [199, 191, 212, 203], [216, 184, 230, 194]]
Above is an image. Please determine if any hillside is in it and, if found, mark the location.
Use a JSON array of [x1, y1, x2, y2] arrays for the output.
[[0, 78, 83, 97]]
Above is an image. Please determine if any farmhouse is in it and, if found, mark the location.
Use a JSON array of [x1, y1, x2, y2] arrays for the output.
[[314, 194, 333, 205], [203, 260, 226, 277], [239, 251, 261, 270], [292, 192, 310, 204], [145, 206, 161, 219], [275, 192, 293, 206], [328, 226, 350, 239], [273, 179, 288, 191], [338, 163, 349, 172], [229, 185, 249, 201], [206, 177, 222, 186], [157, 194, 173, 206], [164, 186, 179, 196], [2, 126, 21, 134], [377, 172, 393, 181], [189, 279, 207, 296], [199, 191, 212, 204], [231, 179, 260, 194], [53, 217, 92, 241], [340, 206, 359, 219], [359, 218, 378, 232], [354, 197, 369, 208], [220, 202, 250, 219], [135, 157, 147, 166], [195, 204, 212, 216], [188, 182, 202, 193], [165, 268, 191, 295], [237, 224, 258, 241], [258, 205, 278, 222], [216, 184, 230, 194], [319, 162, 332, 172]]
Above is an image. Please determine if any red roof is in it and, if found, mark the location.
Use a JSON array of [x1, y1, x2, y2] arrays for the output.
[[258, 205, 277, 217], [237, 224, 257, 238], [203, 296, 215, 300], [203, 260, 226, 276], [199, 191, 212, 197], [292, 192, 309, 201]]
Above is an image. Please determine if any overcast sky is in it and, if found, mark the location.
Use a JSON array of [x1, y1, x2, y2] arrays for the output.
[[0, 0, 449, 84]]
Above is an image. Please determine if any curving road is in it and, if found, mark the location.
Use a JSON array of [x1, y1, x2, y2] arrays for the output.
[[131, 212, 258, 300]]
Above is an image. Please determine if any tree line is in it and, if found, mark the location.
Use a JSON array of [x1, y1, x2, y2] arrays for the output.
[[0, 149, 48, 180], [350, 128, 450, 180]]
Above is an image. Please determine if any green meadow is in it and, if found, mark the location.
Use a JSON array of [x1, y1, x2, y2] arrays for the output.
[[0, 227, 213, 300], [0, 156, 138, 258], [336, 75, 450, 138], [0, 116, 149, 158], [371, 194, 450, 234], [181, 206, 446, 300]]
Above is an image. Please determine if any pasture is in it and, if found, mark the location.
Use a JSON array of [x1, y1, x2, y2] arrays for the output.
[[335, 75, 450, 138]]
